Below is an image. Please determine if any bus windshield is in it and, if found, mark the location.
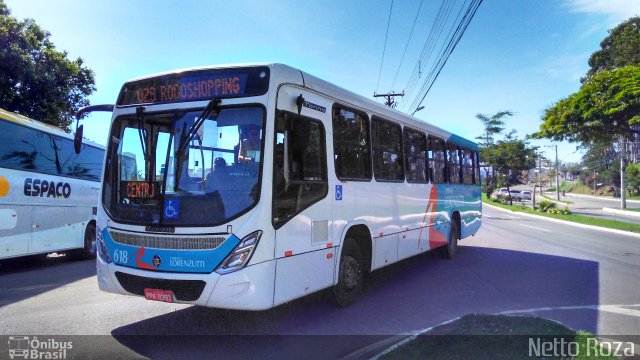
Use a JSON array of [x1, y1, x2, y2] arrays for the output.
[[103, 106, 264, 226]]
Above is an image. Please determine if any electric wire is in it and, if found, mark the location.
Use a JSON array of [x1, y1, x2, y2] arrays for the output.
[[376, 0, 395, 93], [389, 0, 425, 92], [401, 0, 456, 109], [408, 0, 483, 113]]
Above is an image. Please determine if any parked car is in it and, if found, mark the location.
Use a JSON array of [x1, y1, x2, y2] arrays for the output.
[[509, 190, 523, 200], [491, 188, 510, 200], [521, 190, 532, 200]]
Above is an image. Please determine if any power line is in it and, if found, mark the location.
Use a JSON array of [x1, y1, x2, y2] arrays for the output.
[[401, 0, 456, 109], [409, 0, 483, 114], [376, 0, 395, 93], [389, 0, 425, 91], [408, 0, 471, 112]]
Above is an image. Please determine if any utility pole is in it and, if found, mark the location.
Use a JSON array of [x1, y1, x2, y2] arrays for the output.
[[620, 136, 627, 210], [538, 155, 542, 195], [545, 145, 560, 201], [374, 91, 404, 108]]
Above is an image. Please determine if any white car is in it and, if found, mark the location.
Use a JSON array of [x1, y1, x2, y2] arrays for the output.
[[521, 191, 532, 200], [509, 190, 523, 200]]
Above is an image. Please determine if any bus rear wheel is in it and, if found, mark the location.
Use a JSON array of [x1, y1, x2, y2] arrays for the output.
[[443, 221, 458, 259], [332, 240, 364, 308]]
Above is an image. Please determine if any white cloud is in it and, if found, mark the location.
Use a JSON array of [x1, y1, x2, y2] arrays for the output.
[[565, 0, 640, 22]]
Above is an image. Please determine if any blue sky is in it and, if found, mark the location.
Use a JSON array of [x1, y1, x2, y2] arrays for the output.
[[5, 0, 640, 163]]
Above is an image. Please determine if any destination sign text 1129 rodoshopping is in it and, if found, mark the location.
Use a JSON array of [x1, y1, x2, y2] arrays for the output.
[[117, 67, 270, 106]]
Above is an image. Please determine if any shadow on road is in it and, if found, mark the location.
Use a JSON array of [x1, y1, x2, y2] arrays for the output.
[[0, 255, 95, 308], [111, 245, 599, 359]]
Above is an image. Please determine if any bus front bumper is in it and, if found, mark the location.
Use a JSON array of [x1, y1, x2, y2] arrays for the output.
[[97, 256, 276, 310]]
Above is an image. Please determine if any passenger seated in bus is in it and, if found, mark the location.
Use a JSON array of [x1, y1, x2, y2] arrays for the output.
[[238, 125, 261, 163], [205, 157, 230, 192]]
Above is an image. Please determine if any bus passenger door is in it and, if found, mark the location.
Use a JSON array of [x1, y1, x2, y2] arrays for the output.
[[272, 87, 334, 305]]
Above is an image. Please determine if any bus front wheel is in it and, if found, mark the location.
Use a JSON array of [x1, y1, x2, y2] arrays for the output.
[[332, 240, 364, 308], [68, 223, 96, 260]]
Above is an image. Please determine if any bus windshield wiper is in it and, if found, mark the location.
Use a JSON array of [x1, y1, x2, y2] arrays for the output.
[[136, 106, 148, 161], [174, 98, 221, 190], [176, 98, 221, 161]]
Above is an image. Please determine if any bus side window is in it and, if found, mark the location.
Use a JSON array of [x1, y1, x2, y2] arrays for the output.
[[272, 111, 328, 228], [372, 116, 404, 182], [428, 136, 446, 184], [332, 105, 371, 181], [403, 127, 428, 184]]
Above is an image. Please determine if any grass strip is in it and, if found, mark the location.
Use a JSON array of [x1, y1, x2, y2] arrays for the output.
[[380, 314, 623, 360], [482, 194, 640, 234], [540, 193, 573, 204]]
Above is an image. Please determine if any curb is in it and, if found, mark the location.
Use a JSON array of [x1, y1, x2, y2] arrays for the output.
[[563, 192, 640, 204], [603, 207, 640, 219], [483, 202, 640, 239]]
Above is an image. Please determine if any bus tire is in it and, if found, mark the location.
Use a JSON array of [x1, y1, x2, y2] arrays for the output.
[[332, 240, 364, 308], [69, 223, 96, 260], [443, 220, 458, 260]]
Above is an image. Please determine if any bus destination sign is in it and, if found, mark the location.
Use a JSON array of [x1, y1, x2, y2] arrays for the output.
[[123, 181, 160, 199], [117, 67, 270, 106]]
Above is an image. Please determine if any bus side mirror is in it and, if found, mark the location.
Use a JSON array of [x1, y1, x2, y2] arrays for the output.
[[74, 124, 84, 154]]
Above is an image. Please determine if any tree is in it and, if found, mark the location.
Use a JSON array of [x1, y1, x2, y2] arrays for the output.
[[585, 17, 640, 81], [482, 136, 537, 205], [0, 0, 95, 130], [475, 110, 513, 197], [537, 65, 640, 207], [537, 66, 640, 144], [475, 111, 511, 147], [626, 162, 640, 196]]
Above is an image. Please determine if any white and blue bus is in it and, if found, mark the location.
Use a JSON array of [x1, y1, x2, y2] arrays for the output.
[[94, 63, 482, 309], [0, 108, 104, 260]]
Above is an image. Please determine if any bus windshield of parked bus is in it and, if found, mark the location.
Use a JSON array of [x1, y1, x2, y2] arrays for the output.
[[103, 106, 264, 226]]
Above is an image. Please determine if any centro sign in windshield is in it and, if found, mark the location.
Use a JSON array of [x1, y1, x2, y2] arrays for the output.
[[117, 66, 270, 106]]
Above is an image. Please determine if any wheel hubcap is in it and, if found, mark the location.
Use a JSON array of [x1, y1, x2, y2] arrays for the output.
[[343, 256, 360, 289]]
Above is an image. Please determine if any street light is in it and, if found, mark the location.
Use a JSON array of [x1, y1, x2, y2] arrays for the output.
[[411, 106, 425, 116]]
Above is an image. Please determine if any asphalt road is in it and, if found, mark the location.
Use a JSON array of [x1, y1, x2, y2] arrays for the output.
[[1, 206, 639, 359], [511, 185, 640, 224]]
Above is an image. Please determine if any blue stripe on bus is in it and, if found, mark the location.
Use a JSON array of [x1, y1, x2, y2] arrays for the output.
[[102, 228, 240, 273], [447, 134, 478, 150]]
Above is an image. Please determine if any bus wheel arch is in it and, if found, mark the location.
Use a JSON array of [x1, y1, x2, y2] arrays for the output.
[[332, 224, 371, 308], [68, 221, 96, 260]]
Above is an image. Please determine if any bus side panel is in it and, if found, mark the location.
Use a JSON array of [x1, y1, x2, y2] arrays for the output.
[[0, 205, 31, 259], [30, 205, 86, 254], [373, 233, 399, 270], [273, 248, 335, 306]]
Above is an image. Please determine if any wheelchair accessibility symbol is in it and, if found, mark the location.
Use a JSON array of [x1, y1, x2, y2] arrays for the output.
[[335, 185, 342, 201], [164, 200, 180, 219]]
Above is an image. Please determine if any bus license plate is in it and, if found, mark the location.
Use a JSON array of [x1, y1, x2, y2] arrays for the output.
[[144, 288, 174, 303]]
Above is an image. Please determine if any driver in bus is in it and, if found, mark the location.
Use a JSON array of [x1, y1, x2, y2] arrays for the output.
[[238, 125, 261, 163]]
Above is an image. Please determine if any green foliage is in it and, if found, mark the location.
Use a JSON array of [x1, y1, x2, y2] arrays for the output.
[[533, 200, 572, 215], [626, 162, 640, 196], [0, 0, 95, 130], [536, 65, 640, 144], [546, 207, 572, 215], [535, 200, 556, 212], [474, 111, 512, 147], [482, 137, 537, 184], [586, 17, 640, 80]]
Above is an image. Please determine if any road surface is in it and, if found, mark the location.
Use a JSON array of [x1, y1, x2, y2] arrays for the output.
[[1, 205, 639, 359]]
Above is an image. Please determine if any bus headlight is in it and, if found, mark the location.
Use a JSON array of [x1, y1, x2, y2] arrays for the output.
[[215, 230, 262, 274], [96, 227, 112, 264]]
